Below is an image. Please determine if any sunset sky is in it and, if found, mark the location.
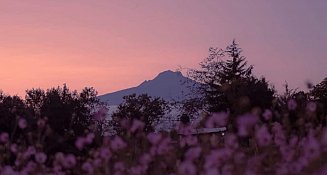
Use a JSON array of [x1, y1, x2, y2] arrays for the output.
[[1, 0, 326, 97]]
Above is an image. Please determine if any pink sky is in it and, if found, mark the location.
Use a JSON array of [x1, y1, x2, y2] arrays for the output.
[[1, 0, 326, 97]]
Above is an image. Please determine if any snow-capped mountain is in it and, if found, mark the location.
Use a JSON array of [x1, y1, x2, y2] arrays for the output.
[[98, 70, 198, 105]]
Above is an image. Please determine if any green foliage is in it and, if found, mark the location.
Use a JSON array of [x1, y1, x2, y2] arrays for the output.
[[112, 94, 169, 134]]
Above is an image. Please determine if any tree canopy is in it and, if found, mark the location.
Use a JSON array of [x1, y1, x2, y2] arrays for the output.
[[25, 85, 101, 137], [188, 40, 275, 114], [311, 77, 327, 104], [111, 94, 169, 134]]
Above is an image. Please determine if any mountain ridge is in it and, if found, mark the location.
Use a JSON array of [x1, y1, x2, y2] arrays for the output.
[[98, 70, 197, 105]]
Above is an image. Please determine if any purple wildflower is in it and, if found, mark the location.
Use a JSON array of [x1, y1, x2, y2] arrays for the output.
[[130, 119, 145, 132], [18, 118, 27, 129], [75, 137, 86, 150], [35, 152, 47, 164], [287, 99, 297, 110], [110, 136, 127, 151], [236, 113, 258, 137], [0, 132, 9, 143], [82, 162, 94, 173], [255, 125, 272, 147], [262, 109, 273, 121]]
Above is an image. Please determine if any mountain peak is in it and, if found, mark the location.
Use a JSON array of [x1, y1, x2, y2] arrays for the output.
[[99, 70, 197, 105], [155, 70, 183, 79]]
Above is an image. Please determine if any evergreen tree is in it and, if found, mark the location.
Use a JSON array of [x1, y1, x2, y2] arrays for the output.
[[221, 40, 253, 83], [188, 40, 275, 114]]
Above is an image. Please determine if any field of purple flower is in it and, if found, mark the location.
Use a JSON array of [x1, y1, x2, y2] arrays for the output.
[[0, 100, 326, 175]]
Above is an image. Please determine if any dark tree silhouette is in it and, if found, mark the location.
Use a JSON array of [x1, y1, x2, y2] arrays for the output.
[[311, 78, 327, 105], [0, 92, 34, 137], [111, 94, 169, 134], [188, 40, 275, 114], [221, 40, 253, 83], [23, 85, 103, 155], [25, 85, 101, 137], [310, 77, 327, 126]]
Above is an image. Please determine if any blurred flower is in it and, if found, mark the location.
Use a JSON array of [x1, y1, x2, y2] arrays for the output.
[[236, 113, 258, 137], [276, 164, 289, 175], [204, 149, 231, 169], [139, 153, 152, 165], [75, 137, 86, 150], [24, 146, 36, 159], [35, 152, 47, 163], [244, 169, 257, 175], [210, 134, 219, 147], [314, 164, 327, 175], [53, 165, 63, 174], [114, 162, 125, 171], [321, 128, 327, 148], [18, 118, 27, 129], [306, 102, 317, 113], [289, 135, 299, 147], [10, 144, 17, 153], [272, 122, 286, 146], [130, 119, 145, 132], [178, 160, 196, 175], [147, 133, 162, 145], [99, 147, 111, 159], [102, 136, 111, 146], [205, 112, 229, 128], [255, 125, 272, 147], [262, 109, 272, 121], [37, 119, 46, 128], [54, 152, 65, 165], [85, 133, 95, 144], [297, 157, 309, 168], [180, 136, 198, 147], [234, 152, 246, 164], [0, 132, 9, 143], [63, 154, 76, 168], [23, 161, 37, 174], [1, 166, 15, 175], [287, 99, 297, 110], [222, 164, 233, 175], [94, 106, 108, 121], [110, 136, 127, 151], [157, 137, 173, 155], [130, 165, 144, 175], [82, 162, 94, 173], [93, 158, 102, 167], [280, 146, 294, 162], [185, 146, 202, 161], [225, 134, 239, 150], [0, 98, 326, 175], [204, 168, 220, 175], [178, 124, 193, 136], [303, 135, 320, 160], [119, 118, 130, 129]]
